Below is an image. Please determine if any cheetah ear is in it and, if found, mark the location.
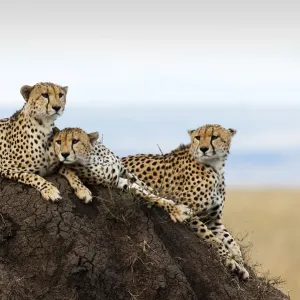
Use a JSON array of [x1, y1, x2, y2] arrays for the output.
[[20, 85, 33, 101], [88, 132, 99, 145], [62, 86, 68, 94], [188, 129, 195, 136], [52, 127, 60, 135], [228, 128, 237, 136]]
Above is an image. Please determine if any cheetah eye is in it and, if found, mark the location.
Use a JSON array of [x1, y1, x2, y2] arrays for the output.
[[195, 136, 200, 141], [59, 92, 64, 98], [72, 139, 79, 144], [56, 140, 61, 145], [42, 93, 49, 99], [211, 135, 218, 140]]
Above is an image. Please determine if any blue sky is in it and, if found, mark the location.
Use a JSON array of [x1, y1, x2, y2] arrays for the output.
[[0, 0, 299, 187]]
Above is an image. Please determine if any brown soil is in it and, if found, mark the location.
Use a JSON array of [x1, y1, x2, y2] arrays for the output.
[[0, 176, 290, 300]]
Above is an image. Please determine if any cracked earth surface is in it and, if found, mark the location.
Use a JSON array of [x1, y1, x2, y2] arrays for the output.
[[0, 176, 289, 300]]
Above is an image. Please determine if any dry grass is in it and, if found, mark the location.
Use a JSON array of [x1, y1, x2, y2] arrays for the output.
[[224, 189, 300, 299]]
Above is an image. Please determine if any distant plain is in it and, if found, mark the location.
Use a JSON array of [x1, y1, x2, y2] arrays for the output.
[[224, 189, 299, 299]]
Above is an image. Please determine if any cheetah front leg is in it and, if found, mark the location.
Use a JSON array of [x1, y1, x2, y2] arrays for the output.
[[59, 166, 92, 203], [117, 177, 191, 223], [189, 216, 249, 280], [0, 167, 61, 202], [206, 218, 243, 265]]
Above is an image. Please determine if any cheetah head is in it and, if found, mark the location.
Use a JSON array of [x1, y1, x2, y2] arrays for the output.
[[21, 82, 68, 121], [53, 128, 99, 165], [188, 124, 236, 162]]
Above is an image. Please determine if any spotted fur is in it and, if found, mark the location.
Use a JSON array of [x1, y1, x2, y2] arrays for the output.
[[53, 128, 191, 221], [0, 82, 67, 201], [122, 124, 249, 280]]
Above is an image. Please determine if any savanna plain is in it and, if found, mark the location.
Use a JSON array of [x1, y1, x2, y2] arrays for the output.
[[224, 189, 299, 299]]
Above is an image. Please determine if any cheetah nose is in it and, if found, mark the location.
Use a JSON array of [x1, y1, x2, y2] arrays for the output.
[[52, 106, 61, 112], [200, 147, 209, 153], [61, 152, 70, 158]]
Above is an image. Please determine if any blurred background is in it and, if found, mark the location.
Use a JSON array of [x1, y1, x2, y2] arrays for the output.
[[0, 0, 299, 298]]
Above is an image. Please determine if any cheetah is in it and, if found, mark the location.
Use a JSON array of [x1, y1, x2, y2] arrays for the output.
[[122, 124, 249, 280], [52, 127, 191, 222], [0, 82, 67, 202]]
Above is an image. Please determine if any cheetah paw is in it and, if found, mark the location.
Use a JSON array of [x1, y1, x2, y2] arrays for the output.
[[169, 204, 193, 223], [75, 187, 92, 203], [41, 185, 62, 202], [239, 266, 250, 281], [227, 258, 249, 281]]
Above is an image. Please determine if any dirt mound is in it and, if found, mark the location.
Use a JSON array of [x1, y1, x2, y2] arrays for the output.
[[0, 176, 289, 300]]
